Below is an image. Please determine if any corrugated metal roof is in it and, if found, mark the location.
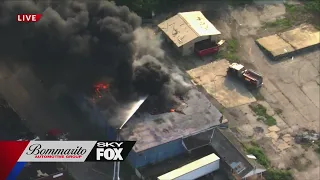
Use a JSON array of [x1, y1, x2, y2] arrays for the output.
[[179, 11, 221, 37], [210, 129, 266, 178], [157, 153, 220, 180], [158, 11, 221, 47]]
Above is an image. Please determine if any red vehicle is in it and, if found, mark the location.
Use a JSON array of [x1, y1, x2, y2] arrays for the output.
[[194, 39, 220, 57], [227, 63, 263, 89]]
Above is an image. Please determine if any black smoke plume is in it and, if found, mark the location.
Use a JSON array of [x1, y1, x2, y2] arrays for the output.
[[0, 0, 190, 111]]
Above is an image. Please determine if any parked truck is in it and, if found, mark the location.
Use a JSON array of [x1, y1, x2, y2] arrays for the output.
[[227, 63, 263, 89]]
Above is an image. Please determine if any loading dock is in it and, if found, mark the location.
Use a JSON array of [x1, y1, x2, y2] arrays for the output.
[[256, 24, 320, 60]]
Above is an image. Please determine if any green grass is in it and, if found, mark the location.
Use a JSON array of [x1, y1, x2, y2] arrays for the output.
[[246, 142, 270, 168], [284, 3, 302, 13], [303, 0, 320, 13], [264, 18, 292, 29], [264, 2, 320, 29], [218, 107, 225, 113], [249, 104, 277, 126], [214, 39, 240, 63], [245, 142, 293, 180]]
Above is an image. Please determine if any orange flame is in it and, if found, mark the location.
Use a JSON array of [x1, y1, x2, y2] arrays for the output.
[[94, 83, 109, 89], [170, 109, 175, 112]]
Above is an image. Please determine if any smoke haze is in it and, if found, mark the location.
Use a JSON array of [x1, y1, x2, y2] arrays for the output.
[[0, 0, 190, 112]]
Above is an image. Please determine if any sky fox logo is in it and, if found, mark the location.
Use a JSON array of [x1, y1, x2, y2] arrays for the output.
[[88, 141, 136, 162], [96, 142, 123, 160]]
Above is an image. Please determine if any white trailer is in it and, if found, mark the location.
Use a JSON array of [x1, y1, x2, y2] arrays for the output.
[[157, 153, 220, 180]]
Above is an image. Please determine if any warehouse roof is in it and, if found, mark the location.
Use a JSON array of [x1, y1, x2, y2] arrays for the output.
[[119, 88, 222, 152], [158, 11, 221, 47], [256, 34, 295, 57]]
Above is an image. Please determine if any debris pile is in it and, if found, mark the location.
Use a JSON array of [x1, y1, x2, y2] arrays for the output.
[[294, 129, 320, 144]]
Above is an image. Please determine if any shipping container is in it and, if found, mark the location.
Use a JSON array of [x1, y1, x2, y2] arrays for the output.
[[157, 153, 220, 180]]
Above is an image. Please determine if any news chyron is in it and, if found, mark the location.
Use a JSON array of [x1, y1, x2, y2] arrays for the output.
[[17, 141, 136, 162]]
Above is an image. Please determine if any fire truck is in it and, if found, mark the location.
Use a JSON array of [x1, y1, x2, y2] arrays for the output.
[[227, 63, 263, 89]]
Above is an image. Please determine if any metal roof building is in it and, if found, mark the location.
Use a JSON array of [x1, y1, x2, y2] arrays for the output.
[[158, 11, 221, 56], [210, 129, 266, 179], [83, 88, 223, 170]]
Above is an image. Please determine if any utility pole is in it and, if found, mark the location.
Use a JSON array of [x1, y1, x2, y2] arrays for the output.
[[113, 128, 121, 180]]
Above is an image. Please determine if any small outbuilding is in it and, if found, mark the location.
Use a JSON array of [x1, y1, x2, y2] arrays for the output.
[[158, 11, 221, 56]]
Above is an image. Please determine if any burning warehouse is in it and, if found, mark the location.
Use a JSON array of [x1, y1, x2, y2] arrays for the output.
[[86, 82, 223, 174], [0, 0, 223, 178]]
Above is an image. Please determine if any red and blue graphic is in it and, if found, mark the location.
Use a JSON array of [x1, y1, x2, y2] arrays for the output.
[[0, 141, 29, 180]]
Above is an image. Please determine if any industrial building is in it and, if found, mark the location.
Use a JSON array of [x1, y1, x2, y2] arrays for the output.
[[158, 11, 221, 56], [210, 129, 266, 180], [85, 88, 223, 173]]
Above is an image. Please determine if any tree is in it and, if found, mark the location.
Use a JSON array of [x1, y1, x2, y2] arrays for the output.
[[115, 0, 160, 18]]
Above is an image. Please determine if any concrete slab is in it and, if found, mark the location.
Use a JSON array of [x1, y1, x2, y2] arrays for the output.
[[259, 88, 278, 104], [279, 24, 320, 50], [256, 24, 320, 59], [187, 59, 256, 108], [282, 134, 292, 143], [302, 81, 320, 108], [263, 78, 280, 94], [277, 142, 291, 151], [268, 125, 280, 132], [256, 34, 295, 57], [310, 57, 320, 72], [266, 131, 278, 140], [275, 81, 319, 124]]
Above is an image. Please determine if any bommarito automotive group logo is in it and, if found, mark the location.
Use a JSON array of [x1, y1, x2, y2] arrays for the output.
[[17, 141, 136, 162], [26, 143, 87, 159]]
